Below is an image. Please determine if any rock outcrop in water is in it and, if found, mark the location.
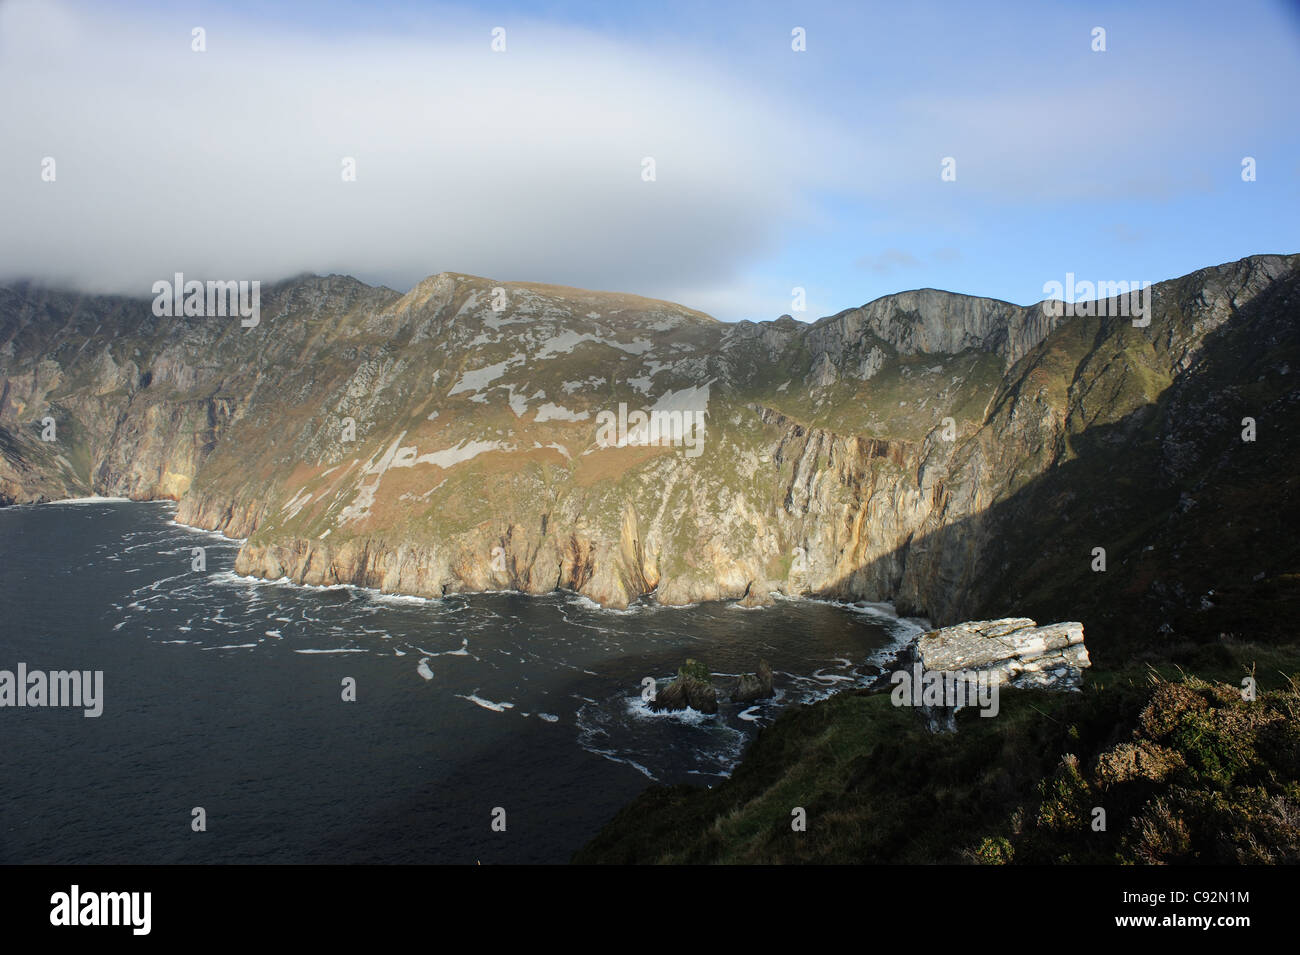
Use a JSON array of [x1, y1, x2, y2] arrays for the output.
[[731, 660, 774, 704], [650, 659, 717, 714], [2, 253, 1298, 657]]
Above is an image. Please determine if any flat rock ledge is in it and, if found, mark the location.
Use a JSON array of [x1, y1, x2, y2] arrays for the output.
[[915, 617, 1091, 691]]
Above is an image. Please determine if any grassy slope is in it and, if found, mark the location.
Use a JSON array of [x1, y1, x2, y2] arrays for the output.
[[575, 646, 1300, 864]]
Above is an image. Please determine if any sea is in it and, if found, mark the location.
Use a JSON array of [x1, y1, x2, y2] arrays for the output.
[[0, 499, 923, 863]]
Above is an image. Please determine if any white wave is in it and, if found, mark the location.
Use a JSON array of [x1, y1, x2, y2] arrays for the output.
[[211, 571, 352, 595], [738, 705, 762, 721], [206, 571, 267, 587], [822, 597, 930, 635], [577, 745, 657, 781], [293, 648, 367, 654], [202, 643, 259, 650], [772, 594, 928, 668], [538, 713, 559, 723], [368, 592, 434, 606], [416, 658, 434, 680], [624, 695, 715, 724], [167, 518, 246, 543], [36, 495, 132, 505], [414, 638, 471, 657], [563, 593, 643, 616], [456, 691, 515, 712], [208, 573, 447, 612], [265, 630, 282, 638]]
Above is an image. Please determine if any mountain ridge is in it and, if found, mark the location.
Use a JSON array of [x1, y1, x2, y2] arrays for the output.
[[2, 252, 1297, 661]]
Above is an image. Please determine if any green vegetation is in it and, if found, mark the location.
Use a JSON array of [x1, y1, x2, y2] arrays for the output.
[[677, 658, 711, 684], [575, 644, 1300, 864]]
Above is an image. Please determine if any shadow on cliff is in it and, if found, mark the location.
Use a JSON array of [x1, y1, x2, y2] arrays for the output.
[[814, 280, 1300, 668]]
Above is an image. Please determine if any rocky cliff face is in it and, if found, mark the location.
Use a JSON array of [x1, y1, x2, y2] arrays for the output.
[[2, 254, 1297, 659], [913, 618, 1090, 691]]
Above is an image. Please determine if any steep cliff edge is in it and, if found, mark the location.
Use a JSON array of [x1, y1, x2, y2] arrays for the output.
[[2, 254, 1297, 659]]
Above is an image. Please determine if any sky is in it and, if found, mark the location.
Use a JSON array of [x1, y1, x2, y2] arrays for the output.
[[1, 0, 1297, 322]]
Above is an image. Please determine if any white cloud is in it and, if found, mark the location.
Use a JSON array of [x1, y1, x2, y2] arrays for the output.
[[0, 0, 844, 299], [3, 0, 1295, 322]]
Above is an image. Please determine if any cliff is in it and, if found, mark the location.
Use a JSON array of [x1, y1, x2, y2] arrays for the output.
[[3, 254, 1298, 659]]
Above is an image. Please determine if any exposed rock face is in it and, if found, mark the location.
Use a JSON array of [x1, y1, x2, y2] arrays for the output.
[[915, 618, 1091, 691], [1, 254, 1298, 657], [650, 659, 717, 714], [889, 617, 1091, 732], [811, 288, 1060, 369], [731, 659, 774, 704]]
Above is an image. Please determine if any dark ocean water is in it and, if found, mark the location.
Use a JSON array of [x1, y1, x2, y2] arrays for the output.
[[0, 499, 921, 863]]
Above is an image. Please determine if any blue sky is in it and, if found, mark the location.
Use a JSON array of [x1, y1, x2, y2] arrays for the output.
[[2, 0, 1297, 320]]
